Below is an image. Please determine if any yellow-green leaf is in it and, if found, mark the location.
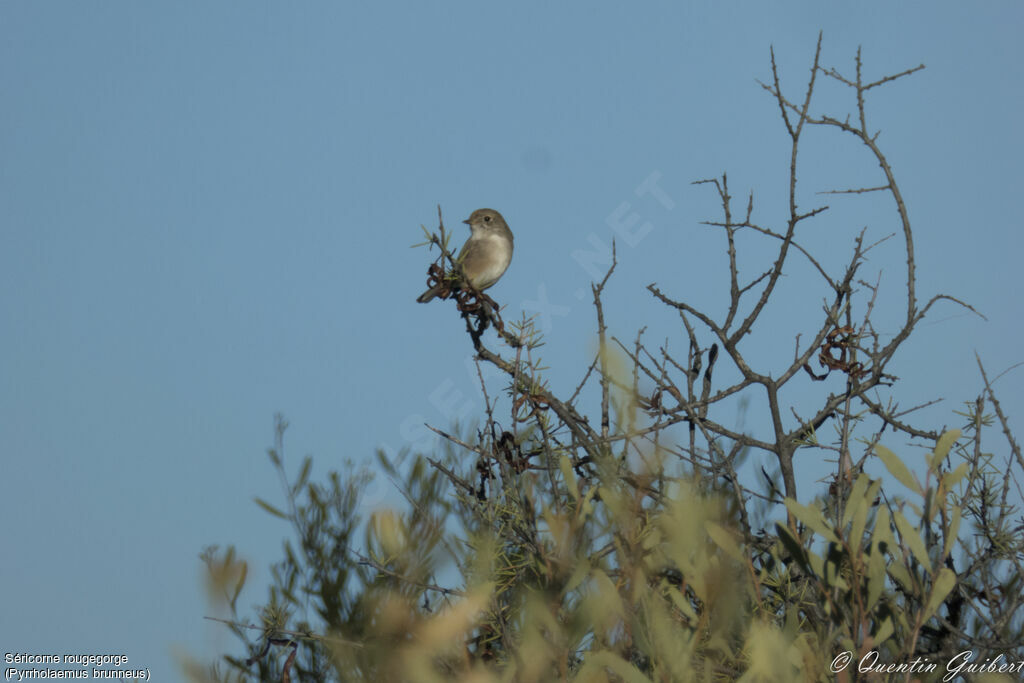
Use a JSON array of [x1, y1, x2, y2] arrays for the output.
[[824, 551, 849, 590], [888, 557, 915, 593], [848, 502, 869, 553], [666, 583, 699, 621], [894, 510, 930, 569], [784, 498, 839, 543], [807, 549, 825, 578], [875, 445, 922, 495], [559, 454, 579, 501], [872, 507, 895, 552], [867, 542, 886, 610], [588, 569, 626, 631], [706, 520, 744, 563], [873, 616, 895, 644], [943, 462, 969, 489], [923, 567, 957, 620], [842, 473, 870, 528], [930, 428, 961, 470], [852, 478, 882, 547]]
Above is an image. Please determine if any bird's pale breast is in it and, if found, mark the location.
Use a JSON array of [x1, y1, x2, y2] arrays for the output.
[[464, 232, 513, 290]]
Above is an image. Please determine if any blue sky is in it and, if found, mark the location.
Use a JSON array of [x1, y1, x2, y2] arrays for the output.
[[2, 1, 1022, 677]]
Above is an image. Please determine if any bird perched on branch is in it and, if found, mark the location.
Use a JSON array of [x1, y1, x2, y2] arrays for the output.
[[417, 208, 514, 303]]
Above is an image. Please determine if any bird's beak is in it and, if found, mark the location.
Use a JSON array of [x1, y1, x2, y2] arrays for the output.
[[462, 218, 471, 225]]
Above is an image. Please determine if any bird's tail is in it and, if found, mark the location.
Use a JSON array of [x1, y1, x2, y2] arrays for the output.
[[416, 286, 440, 303]]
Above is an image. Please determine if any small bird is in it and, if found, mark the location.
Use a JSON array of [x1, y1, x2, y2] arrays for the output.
[[417, 208, 514, 303]]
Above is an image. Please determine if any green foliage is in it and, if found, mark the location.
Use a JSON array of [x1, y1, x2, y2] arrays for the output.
[[196, 39, 1024, 682], [197, 409, 1023, 682]]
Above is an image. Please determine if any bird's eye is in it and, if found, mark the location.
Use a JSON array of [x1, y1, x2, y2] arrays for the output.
[[484, 215, 492, 222]]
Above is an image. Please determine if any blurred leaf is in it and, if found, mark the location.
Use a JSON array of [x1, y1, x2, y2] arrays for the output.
[[775, 522, 811, 574], [417, 585, 492, 650], [873, 615, 894, 644], [588, 569, 626, 634], [807, 548, 825, 579], [738, 621, 797, 683], [923, 567, 957, 621], [875, 445, 922, 495], [706, 520, 744, 563], [943, 462, 969, 489], [930, 428, 961, 470], [841, 473, 871, 528], [887, 552, 915, 593], [578, 651, 652, 683], [254, 497, 289, 520], [784, 498, 839, 543], [371, 509, 406, 558], [559, 454, 580, 501], [666, 583, 699, 622], [231, 561, 247, 608], [292, 456, 312, 497], [204, 547, 248, 609], [564, 556, 592, 595], [823, 544, 849, 591], [581, 483, 598, 517], [893, 510, 930, 569], [867, 541, 886, 610], [849, 478, 879, 548], [944, 505, 962, 558]]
